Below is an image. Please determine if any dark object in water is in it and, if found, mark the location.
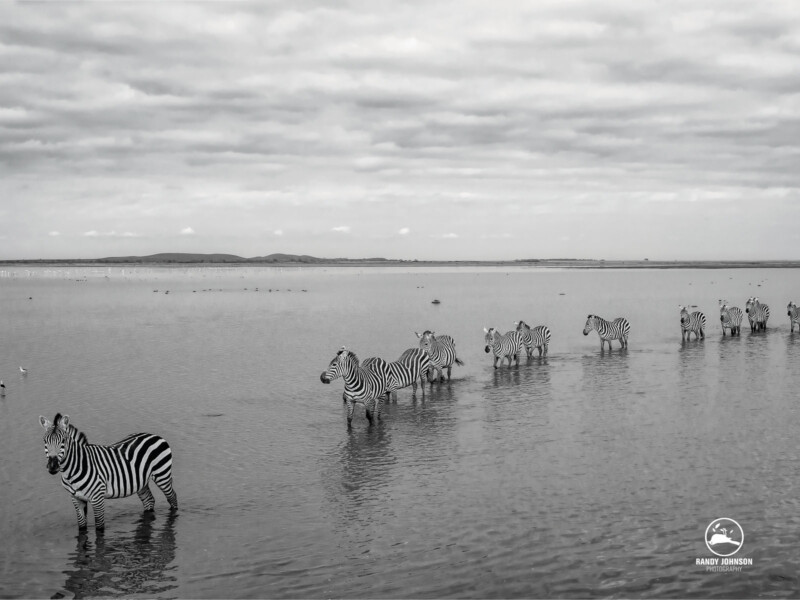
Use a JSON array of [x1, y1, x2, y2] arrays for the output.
[[431, 299, 441, 304]]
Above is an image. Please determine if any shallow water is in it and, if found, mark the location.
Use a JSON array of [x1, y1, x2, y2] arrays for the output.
[[1, 265, 799, 598]]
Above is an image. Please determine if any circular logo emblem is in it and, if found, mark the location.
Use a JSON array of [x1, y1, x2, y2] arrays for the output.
[[705, 518, 743, 557]]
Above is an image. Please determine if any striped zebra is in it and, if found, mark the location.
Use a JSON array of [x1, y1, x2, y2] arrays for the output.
[[514, 320, 551, 357], [679, 305, 706, 341], [745, 297, 770, 332], [718, 299, 743, 336], [385, 348, 432, 399], [320, 347, 389, 428], [788, 302, 800, 332], [40, 413, 178, 531], [483, 327, 524, 368], [415, 331, 464, 383], [582, 314, 630, 350]]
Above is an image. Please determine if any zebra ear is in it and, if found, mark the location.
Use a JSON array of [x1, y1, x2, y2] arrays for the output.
[[39, 416, 51, 430], [415, 331, 422, 339], [59, 415, 70, 430], [483, 327, 489, 333]]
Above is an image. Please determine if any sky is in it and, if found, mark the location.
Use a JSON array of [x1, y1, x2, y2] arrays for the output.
[[1, 1, 799, 261]]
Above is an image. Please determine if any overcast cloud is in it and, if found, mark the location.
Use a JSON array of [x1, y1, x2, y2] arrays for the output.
[[1, 1, 799, 260]]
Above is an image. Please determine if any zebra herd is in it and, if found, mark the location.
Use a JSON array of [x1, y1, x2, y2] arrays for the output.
[[320, 296, 800, 430], [320, 330, 464, 429]]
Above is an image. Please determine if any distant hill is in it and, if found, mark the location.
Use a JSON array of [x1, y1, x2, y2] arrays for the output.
[[100, 253, 247, 263]]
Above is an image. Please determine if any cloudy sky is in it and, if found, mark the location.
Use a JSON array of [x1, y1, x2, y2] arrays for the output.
[[1, 1, 799, 261]]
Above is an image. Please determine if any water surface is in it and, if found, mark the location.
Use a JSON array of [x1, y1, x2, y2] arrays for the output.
[[1, 265, 799, 598]]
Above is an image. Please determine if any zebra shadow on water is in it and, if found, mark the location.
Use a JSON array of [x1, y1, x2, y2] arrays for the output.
[[319, 425, 399, 539], [53, 510, 178, 599], [579, 350, 631, 400]]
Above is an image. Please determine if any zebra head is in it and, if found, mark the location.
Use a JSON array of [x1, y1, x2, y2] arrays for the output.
[[788, 301, 797, 316], [320, 347, 358, 384], [40, 413, 71, 475], [582, 315, 597, 336], [679, 305, 691, 324], [515, 320, 530, 332], [483, 327, 498, 352], [416, 330, 435, 353], [745, 297, 757, 314]]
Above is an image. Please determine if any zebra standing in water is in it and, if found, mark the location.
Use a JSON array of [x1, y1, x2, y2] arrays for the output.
[[415, 331, 464, 383], [718, 299, 743, 336], [385, 348, 432, 399], [514, 320, 551, 357], [40, 413, 178, 531], [582, 314, 630, 350], [484, 327, 524, 368], [745, 297, 770, 332], [788, 302, 800, 332], [320, 347, 390, 428], [679, 305, 706, 341]]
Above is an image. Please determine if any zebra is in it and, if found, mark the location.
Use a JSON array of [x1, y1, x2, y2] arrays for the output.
[[40, 413, 178, 531], [415, 331, 464, 383], [514, 320, 551, 357], [788, 301, 800, 332], [745, 297, 770, 332], [582, 314, 630, 350], [718, 299, 743, 336], [483, 327, 524, 368], [320, 347, 390, 428], [385, 348, 432, 399], [679, 305, 706, 341]]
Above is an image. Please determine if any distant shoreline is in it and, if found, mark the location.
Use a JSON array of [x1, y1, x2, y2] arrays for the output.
[[2, 257, 800, 269]]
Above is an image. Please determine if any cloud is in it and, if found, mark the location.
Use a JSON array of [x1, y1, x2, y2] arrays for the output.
[[331, 226, 351, 233], [434, 233, 459, 239], [180, 227, 195, 235], [398, 227, 410, 235], [48, 231, 60, 236], [273, 229, 283, 236]]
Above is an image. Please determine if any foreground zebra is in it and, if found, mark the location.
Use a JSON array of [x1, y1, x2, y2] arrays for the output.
[[719, 299, 743, 336], [320, 347, 389, 428], [514, 320, 551, 357], [40, 413, 178, 531], [745, 297, 770, 332], [484, 327, 524, 368], [679, 305, 706, 341], [788, 302, 800, 332], [415, 331, 464, 382], [582, 314, 630, 350]]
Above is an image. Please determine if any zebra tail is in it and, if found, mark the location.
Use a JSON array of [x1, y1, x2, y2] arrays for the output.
[[455, 357, 465, 366]]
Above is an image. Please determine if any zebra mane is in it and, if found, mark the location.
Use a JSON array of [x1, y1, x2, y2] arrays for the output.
[[52, 413, 88, 445], [336, 348, 359, 364]]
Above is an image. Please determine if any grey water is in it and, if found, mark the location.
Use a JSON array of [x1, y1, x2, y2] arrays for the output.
[[1, 265, 800, 598]]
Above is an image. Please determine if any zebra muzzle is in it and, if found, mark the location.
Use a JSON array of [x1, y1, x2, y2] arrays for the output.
[[47, 457, 60, 474], [484, 346, 490, 353], [320, 373, 331, 384]]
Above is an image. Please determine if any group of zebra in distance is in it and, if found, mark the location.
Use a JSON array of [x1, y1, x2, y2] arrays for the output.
[[321, 296, 800, 429]]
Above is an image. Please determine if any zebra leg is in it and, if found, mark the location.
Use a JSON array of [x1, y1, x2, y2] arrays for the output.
[[376, 397, 384, 421], [137, 485, 156, 512], [90, 493, 107, 531], [71, 496, 89, 530], [153, 474, 179, 510], [365, 399, 374, 425], [447, 365, 452, 380], [346, 398, 355, 429]]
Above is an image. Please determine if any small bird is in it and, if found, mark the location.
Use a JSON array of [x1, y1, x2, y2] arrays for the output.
[[19, 366, 27, 375], [0, 380, 5, 396]]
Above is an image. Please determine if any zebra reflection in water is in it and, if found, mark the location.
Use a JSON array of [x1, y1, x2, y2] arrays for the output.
[[56, 511, 178, 599]]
